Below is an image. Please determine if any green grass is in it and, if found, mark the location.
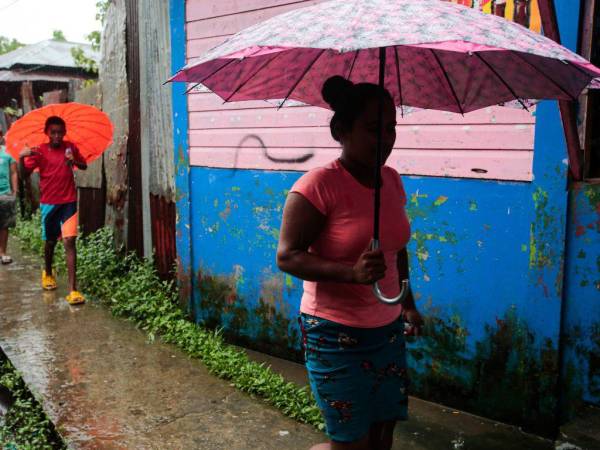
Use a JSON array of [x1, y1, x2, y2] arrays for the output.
[[0, 357, 65, 450], [12, 216, 325, 431]]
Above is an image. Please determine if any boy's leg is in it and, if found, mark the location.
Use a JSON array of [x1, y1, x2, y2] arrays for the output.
[[63, 237, 77, 292], [58, 202, 80, 299], [40, 203, 60, 274], [44, 240, 56, 274]]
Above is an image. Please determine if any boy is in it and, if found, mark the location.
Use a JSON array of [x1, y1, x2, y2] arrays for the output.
[[0, 129, 17, 264], [19, 116, 87, 305]]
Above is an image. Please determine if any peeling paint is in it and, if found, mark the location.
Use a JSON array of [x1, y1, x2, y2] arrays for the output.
[[434, 196, 448, 207]]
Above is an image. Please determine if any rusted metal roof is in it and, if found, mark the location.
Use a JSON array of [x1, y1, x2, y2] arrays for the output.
[[0, 39, 99, 71]]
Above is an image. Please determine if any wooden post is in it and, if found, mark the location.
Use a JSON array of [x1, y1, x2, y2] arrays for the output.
[[20, 81, 35, 113], [125, 0, 144, 257], [537, 0, 583, 180]]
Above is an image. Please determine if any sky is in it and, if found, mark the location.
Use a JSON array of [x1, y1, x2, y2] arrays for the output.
[[0, 0, 101, 44]]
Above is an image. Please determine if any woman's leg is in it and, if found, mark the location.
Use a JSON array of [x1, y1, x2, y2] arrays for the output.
[[368, 421, 396, 450], [0, 228, 8, 256], [310, 434, 371, 450]]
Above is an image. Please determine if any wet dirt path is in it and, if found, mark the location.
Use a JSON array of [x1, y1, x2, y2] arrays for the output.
[[0, 243, 323, 449]]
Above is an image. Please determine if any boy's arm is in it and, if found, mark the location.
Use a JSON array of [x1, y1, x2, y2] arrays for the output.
[[19, 147, 39, 177], [70, 146, 87, 170]]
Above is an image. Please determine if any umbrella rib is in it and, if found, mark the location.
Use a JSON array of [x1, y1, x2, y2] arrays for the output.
[[278, 49, 326, 109], [512, 52, 577, 100], [430, 49, 464, 115], [224, 51, 284, 102], [184, 58, 238, 94], [394, 46, 404, 118], [475, 53, 529, 111], [346, 49, 360, 82]]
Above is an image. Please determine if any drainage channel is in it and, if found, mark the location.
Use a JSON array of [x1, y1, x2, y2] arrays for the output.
[[0, 347, 65, 449]]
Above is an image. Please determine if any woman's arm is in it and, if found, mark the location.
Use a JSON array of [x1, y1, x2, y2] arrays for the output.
[[10, 162, 17, 195], [277, 192, 386, 284]]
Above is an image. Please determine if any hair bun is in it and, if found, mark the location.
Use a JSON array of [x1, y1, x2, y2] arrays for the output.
[[322, 76, 354, 110]]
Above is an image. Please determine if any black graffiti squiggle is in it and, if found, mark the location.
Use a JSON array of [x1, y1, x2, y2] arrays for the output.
[[237, 134, 314, 164]]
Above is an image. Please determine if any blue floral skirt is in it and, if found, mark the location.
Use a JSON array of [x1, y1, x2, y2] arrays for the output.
[[299, 313, 409, 443]]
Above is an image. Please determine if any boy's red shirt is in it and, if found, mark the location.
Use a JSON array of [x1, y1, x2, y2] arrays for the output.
[[23, 141, 85, 205]]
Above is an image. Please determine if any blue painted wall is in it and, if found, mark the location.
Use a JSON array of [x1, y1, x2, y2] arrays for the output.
[[170, 0, 193, 305], [563, 183, 600, 406], [171, 0, 597, 436]]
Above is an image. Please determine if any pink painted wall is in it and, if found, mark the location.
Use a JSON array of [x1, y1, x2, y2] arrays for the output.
[[185, 0, 535, 181]]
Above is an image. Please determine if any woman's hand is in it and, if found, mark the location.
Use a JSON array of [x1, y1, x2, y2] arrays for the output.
[[352, 242, 386, 284], [403, 308, 424, 336]]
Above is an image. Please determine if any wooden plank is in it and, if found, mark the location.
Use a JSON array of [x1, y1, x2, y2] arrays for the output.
[[188, 107, 535, 130], [188, 146, 533, 181], [101, 0, 129, 248], [187, 92, 535, 123], [186, 1, 322, 40], [186, 0, 317, 22], [189, 125, 534, 150], [578, 0, 596, 178]]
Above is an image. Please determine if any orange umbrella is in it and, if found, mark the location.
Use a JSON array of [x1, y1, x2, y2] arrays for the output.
[[5, 102, 113, 163]]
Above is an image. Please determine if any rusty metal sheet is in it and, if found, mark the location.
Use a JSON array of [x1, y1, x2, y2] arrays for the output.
[[139, 0, 175, 201], [150, 194, 176, 279], [138, 0, 176, 259], [100, 0, 129, 247], [78, 187, 106, 235]]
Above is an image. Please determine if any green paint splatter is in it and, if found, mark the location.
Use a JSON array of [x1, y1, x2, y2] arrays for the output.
[[469, 200, 478, 211], [231, 186, 241, 192], [285, 274, 294, 289], [411, 230, 458, 273], [583, 185, 600, 210], [529, 187, 555, 270], [521, 244, 528, 252], [410, 192, 428, 207], [434, 196, 448, 207]]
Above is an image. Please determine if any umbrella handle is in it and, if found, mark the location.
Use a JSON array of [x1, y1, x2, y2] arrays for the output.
[[371, 239, 410, 305]]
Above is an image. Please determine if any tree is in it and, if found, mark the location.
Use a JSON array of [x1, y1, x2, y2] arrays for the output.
[[71, 1, 109, 76], [52, 30, 67, 41], [0, 36, 24, 55]]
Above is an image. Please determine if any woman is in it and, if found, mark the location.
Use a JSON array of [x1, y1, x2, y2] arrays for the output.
[[277, 76, 423, 450]]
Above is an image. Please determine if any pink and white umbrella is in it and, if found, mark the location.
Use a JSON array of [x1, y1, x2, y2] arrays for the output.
[[169, 0, 600, 304], [170, 0, 600, 112]]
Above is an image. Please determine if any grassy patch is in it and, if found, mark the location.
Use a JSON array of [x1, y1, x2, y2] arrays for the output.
[[0, 355, 65, 449], [12, 217, 324, 431]]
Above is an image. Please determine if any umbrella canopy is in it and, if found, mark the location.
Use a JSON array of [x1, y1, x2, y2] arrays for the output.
[[5, 102, 113, 163], [170, 0, 600, 113]]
